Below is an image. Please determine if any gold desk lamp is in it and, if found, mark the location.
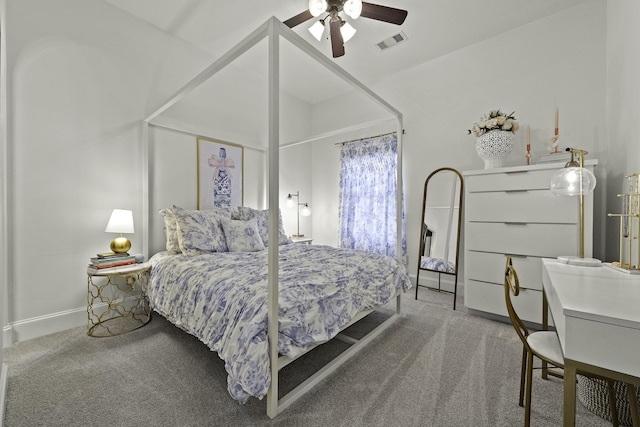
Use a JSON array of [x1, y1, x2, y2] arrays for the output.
[[550, 148, 600, 266]]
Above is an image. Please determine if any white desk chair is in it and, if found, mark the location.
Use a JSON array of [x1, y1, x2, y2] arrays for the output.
[[504, 256, 622, 427]]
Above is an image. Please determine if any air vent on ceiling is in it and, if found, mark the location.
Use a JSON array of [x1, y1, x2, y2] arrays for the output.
[[376, 31, 408, 51]]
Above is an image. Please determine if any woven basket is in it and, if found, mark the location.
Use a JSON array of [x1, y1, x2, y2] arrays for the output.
[[577, 375, 640, 426]]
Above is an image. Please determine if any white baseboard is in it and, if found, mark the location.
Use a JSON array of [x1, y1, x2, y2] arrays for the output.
[[1, 328, 10, 349], [0, 363, 8, 427], [3, 296, 145, 347], [4, 307, 87, 346]]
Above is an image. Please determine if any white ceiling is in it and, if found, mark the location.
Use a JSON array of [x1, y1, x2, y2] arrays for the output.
[[104, 0, 591, 104]]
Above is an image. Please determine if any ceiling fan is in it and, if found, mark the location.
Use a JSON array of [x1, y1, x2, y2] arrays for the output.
[[284, 0, 408, 58]]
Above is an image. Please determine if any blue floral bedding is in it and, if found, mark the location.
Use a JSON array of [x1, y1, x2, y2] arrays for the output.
[[420, 256, 456, 273], [148, 243, 411, 403]]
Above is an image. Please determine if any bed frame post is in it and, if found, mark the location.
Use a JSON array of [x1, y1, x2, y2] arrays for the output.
[[266, 17, 280, 420], [141, 120, 149, 261], [396, 115, 404, 289]]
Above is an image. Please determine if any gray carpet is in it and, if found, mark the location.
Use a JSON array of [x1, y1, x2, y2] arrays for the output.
[[3, 291, 610, 427]]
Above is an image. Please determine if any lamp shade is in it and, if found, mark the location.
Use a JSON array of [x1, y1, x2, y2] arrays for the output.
[[343, 0, 362, 19], [550, 167, 597, 196], [308, 0, 327, 17], [300, 204, 312, 217], [308, 20, 325, 41], [341, 22, 357, 43], [105, 209, 135, 234]]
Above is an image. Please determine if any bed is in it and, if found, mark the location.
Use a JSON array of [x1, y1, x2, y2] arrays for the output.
[[148, 217, 410, 403], [149, 205, 411, 403], [142, 18, 406, 417]]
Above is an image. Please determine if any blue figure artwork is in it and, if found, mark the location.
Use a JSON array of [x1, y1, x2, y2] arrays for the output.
[[208, 147, 235, 207]]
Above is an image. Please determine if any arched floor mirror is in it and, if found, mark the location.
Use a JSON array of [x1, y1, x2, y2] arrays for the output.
[[415, 167, 464, 309]]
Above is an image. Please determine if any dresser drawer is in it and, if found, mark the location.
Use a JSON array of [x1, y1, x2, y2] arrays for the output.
[[465, 190, 578, 223], [465, 222, 577, 257], [465, 251, 543, 290], [466, 168, 559, 193], [465, 279, 544, 324]]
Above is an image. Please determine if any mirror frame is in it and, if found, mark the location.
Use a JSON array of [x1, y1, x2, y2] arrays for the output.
[[415, 167, 464, 309]]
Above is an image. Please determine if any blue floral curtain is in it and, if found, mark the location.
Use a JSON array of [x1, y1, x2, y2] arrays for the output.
[[338, 133, 406, 261]]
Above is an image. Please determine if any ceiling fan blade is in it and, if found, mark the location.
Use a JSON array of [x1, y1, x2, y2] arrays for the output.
[[361, 2, 408, 25], [283, 10, 314, 28], [329, 19, 345, 58]]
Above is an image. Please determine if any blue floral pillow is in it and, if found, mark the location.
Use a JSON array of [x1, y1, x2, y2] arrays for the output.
[[221, 218, 266, 252], [172, 205, 231, 255], [159, 208, 181, 255], [236, 207, 291, 246]]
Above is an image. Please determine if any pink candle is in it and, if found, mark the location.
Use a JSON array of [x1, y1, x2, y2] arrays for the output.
[[526, 124, 531, 151], [554, 107, 559, 136]]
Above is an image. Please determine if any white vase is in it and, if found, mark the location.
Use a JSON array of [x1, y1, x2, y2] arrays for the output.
[[475, 130, 514, 169]]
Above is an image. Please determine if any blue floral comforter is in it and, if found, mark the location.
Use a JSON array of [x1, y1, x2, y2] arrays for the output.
[[148, 244, 411, 404]]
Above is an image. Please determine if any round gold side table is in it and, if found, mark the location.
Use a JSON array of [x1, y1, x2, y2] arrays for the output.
[[86, 262, 151, 337]]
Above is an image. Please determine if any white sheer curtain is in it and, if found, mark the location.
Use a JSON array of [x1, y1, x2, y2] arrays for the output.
[[338, 133, 406, 260]]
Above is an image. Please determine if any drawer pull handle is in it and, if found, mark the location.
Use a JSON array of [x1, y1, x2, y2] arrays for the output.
[[504, 222, 527, 225], [504, 189, 529, 193], [505, 254, 527, 258], [504, 170, 529, 174]]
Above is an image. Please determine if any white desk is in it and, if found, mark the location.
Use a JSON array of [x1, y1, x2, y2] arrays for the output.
[[541, 258, 640, 426]]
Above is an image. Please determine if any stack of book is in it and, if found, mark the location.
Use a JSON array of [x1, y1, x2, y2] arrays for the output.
[[87, 252, 136, 274]]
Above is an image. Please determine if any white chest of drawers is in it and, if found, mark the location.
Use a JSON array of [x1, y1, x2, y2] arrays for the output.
[[462, 160, 597, 324]]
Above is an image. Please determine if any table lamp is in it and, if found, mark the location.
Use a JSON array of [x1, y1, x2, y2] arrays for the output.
[[105, 209, 135, 253], [550, 148, 600, 266], [285, 191, 312, 237]]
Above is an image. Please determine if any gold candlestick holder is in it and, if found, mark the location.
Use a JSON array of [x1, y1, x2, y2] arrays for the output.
[[607, 173, 640, 273]]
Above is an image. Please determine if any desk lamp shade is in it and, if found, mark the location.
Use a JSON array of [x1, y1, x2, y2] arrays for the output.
[[300, 203, 311, 216], [105, 209, 134, 253], [550, 166, 596, 196]]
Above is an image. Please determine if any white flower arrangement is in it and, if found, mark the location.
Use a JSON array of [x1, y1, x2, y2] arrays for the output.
[[468, 109, 520, 137]]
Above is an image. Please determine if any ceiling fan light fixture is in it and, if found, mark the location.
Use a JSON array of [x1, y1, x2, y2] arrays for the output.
[[343, 0, 362, 19], [308, 20, 326, 41], [341, 22, 357, 43], [308, 0, 328, 17]]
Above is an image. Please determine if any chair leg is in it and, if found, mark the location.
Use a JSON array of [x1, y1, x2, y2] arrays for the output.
[[606, 380, 619, 427], [519, 347, 527, 407], [524, 352, 534, 427], [627, 383, 639, 427]]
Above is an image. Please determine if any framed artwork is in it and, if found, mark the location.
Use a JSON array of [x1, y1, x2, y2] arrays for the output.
[[197, 137, 244, 209]]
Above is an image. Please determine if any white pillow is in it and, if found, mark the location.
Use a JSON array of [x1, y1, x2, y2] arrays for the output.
[[172, 205, 231, 255], [221, 218, 266, 252], [236, 207, 291, 246], [159, 208, 181, 255]]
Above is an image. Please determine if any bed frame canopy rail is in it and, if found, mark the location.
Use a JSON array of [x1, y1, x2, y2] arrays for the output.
[[142, 16, 404, 419]]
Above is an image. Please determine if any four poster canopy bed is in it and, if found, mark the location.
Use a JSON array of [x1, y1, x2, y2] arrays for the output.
[[142, 17, 408, 418]]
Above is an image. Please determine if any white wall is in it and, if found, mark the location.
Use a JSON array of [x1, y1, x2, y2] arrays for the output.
[[2, 0, 285, 343], [307, 0, 608, 281], [279, 143, 313, 239], [3, 0, 635, 345], [1, 0, 318, 346], [605, 0, 640, 263]]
